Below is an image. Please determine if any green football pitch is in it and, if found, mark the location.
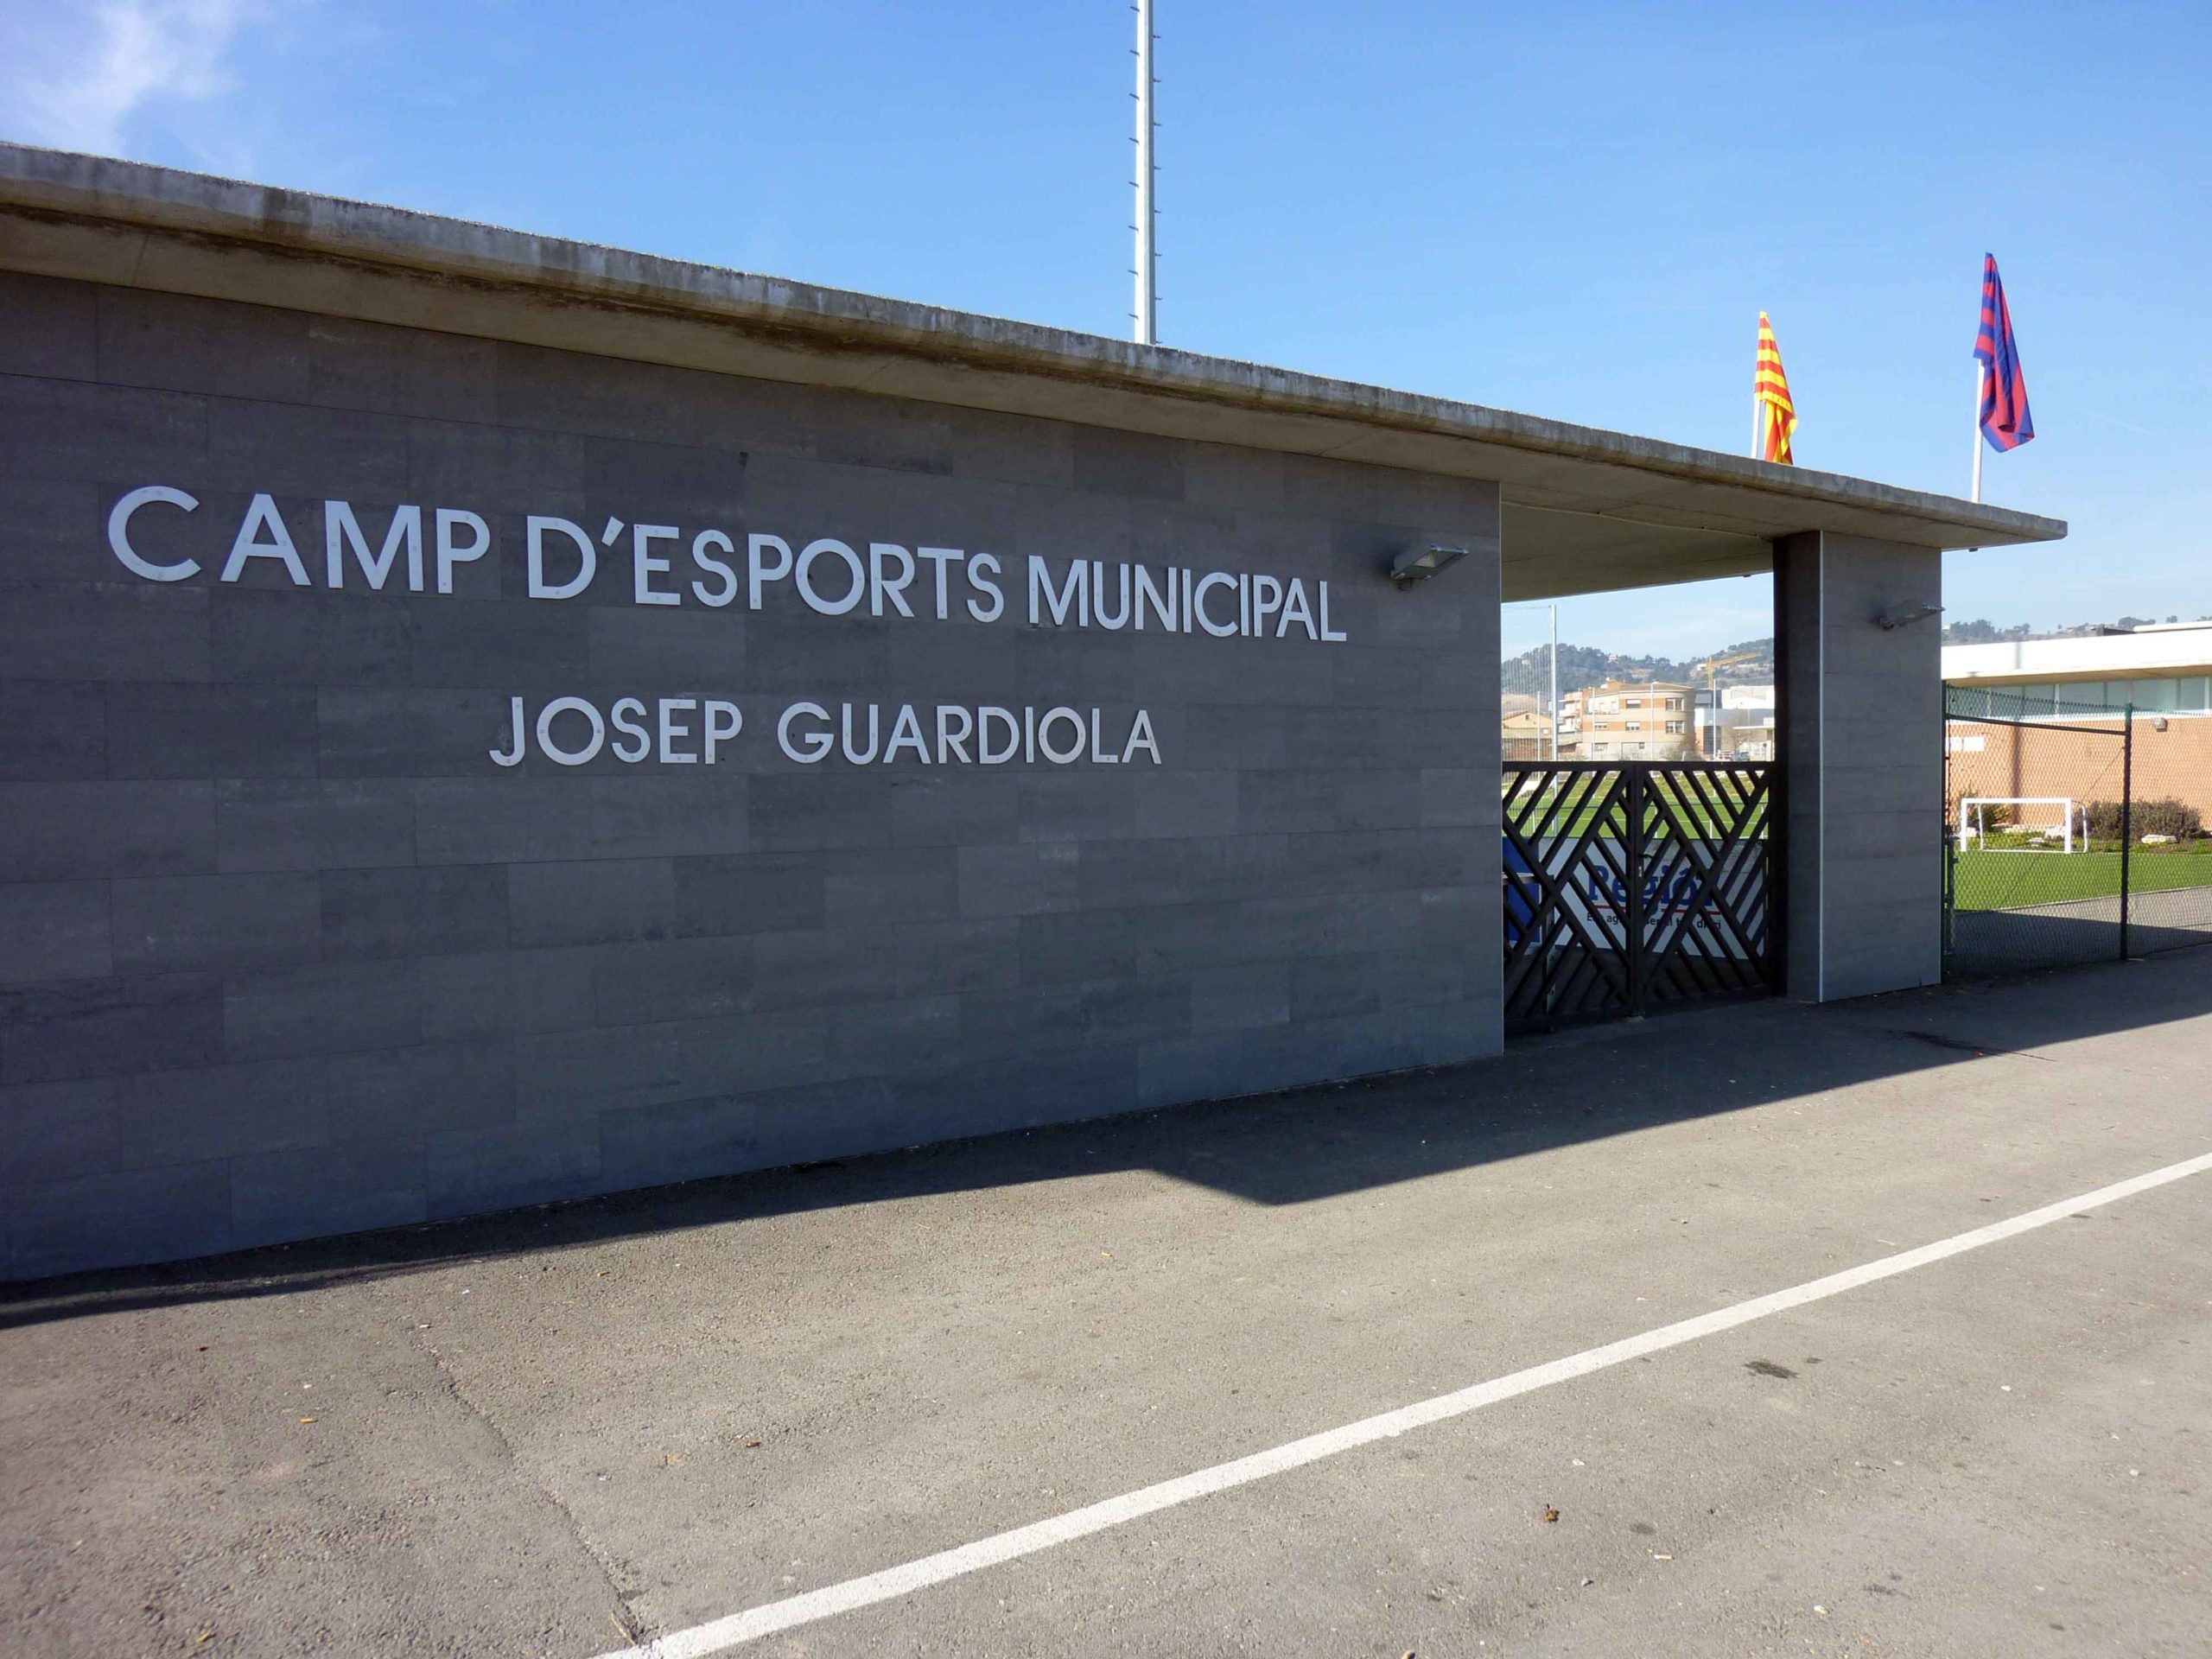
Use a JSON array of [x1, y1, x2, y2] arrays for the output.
[[1952, 847, 2212, 911]]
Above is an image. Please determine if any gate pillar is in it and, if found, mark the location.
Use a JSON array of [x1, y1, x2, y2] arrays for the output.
[[1774, 530, 1945, 1001]]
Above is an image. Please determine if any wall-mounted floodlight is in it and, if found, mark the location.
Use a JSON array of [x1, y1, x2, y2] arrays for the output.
[[1391, 543, 1469, 584], [1873, 603, 1943, 632]]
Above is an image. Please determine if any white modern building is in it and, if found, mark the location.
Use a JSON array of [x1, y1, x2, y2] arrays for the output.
[[1943, 621, 2212, 719], [1694, 683, 1777, 760]]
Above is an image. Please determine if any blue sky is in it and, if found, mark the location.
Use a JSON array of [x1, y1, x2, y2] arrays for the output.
[[3, 1, 2204, 662]]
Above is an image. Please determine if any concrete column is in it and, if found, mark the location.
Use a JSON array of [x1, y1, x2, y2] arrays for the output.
[[1774, 530, 1944, 1001]]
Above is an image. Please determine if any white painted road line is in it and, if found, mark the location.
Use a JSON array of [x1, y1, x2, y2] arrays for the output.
[[594, 1147, 2212, 1659]]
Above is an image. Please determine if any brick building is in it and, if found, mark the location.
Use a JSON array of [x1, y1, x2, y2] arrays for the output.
[[1555, 679, 1694, 760]]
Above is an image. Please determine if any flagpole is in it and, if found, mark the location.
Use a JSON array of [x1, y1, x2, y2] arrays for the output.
[[1548, 602, 1559, 761], [1971, 364, 1984, 502], [1133, 0, 1156, 346]]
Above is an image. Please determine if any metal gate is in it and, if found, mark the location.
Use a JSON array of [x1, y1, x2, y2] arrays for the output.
[[1502, 762, 1779, 1032]]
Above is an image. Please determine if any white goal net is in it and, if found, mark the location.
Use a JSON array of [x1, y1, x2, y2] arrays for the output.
[[1957, 797, 2085, 852]]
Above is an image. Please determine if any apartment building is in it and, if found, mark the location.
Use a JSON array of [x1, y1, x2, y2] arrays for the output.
[[1555, 679, 1695, 760], [1502, 706, 1555, 760]]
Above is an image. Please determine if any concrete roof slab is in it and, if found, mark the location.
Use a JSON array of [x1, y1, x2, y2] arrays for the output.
[[0, 143, 2065, 591]]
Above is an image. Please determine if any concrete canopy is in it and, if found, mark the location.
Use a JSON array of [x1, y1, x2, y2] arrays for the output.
[[0, 143, 2064, 599]]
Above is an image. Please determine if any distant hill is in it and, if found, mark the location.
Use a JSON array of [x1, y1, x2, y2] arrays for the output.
[[1942, 614, 2204, 644], [1942, 619, 2037, 645], [1500, 636, 1773, 701]]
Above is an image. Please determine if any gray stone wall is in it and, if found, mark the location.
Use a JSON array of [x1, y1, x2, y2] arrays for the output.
[[1777, 529, 1942, 1001], [0, 272, 1503, 1279]]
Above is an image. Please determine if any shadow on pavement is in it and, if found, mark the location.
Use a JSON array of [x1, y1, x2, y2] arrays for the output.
[[7, 944, 2209, 1332], [1948, 899, 2212, 979]]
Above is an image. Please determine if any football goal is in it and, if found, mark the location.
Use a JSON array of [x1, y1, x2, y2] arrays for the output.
[[1957, 797, 2085, 853]]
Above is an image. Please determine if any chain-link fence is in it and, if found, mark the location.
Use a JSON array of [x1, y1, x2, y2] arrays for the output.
[[1943, 686, 2212, 977]]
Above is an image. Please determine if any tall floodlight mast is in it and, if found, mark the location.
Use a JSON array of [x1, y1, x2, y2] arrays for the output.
[[1548, 604, 1559, 760], [1133, 0, 1157, 345]]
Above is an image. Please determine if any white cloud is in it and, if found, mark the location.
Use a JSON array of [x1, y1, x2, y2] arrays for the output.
[[11, 1, 268, 156]]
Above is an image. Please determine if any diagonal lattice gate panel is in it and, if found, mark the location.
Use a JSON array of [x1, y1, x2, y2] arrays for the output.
[[1503, 762, 1779, 1032]]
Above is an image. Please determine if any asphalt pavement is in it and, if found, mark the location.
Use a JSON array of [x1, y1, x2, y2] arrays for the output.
[[4, 950, 2210, 1657]]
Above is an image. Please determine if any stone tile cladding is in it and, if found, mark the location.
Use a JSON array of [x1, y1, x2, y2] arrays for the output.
[[0, 273, 1502, 1276]]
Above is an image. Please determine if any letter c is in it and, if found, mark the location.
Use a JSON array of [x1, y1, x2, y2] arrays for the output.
[[1192, 571, 1239, 638], [107, 486, 200, 582]]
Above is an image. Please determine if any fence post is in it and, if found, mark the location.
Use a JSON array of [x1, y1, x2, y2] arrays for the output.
[[1940, 705, 1955, 976], [2120, 705, 2134, 961], [1942, 816, 1956, 970]]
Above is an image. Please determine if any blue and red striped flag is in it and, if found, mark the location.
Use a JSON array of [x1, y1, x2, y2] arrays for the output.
[[1974, 254, 2034, 452]]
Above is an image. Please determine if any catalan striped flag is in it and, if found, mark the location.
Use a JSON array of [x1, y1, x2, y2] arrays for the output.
[[1974, 254, 2034, 452], [1754, 312, 1796, 464]]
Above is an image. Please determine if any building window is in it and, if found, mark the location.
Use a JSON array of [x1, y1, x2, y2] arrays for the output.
[[2134, 679, 2181, 713], [1665, 721, 1684, 734], [1962, 676, 2212, 721], [1625, 721, 1641, 732]]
